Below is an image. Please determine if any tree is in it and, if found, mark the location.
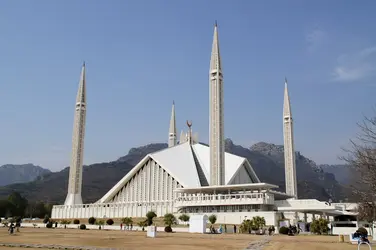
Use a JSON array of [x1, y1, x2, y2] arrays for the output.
[[178, 214, 190, 224], [121, 217, 133, 226], [341, 113, 376, 221], [164, 213, 177, 227], [251, 216, 266, 230], [7, 192, 28, 216], [43, 215, 50, 224], [208, 214, 217, 225], [146, 211, 157, 226]]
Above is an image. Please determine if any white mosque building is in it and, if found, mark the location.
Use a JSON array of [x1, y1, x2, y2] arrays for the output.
[[52, 23, 356, 227]]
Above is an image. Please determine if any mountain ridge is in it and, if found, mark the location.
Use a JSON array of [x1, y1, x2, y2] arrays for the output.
[[0, 164, 51, 186], [0, 140, 350, 204]]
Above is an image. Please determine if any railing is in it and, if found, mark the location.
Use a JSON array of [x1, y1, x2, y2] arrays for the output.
[[174, 195, 274, 207]]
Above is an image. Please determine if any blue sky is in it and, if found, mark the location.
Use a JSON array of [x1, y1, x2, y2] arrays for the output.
[[0, 1, 375, 171]]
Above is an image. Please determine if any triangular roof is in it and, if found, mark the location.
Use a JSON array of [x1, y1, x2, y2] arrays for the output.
[[98, 142, 260, 203]]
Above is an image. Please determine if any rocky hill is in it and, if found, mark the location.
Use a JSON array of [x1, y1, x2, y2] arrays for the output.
[[0, 140, 349, 204], [0, 164, 51, 186]]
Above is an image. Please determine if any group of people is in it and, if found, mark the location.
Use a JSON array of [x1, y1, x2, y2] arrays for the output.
[[8, 222, 21, 234], [119, 223, 133, 231], [209, 224, 237, 234]]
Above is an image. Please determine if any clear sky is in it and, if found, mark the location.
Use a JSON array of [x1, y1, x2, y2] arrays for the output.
[[0, 0, 375, 171]]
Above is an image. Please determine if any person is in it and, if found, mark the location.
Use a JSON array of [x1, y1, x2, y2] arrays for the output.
[[233, 224, 237, 234], [219, 224, 222, 234], [120, 223, 123, 230], [268, 226, 272, 236], [130, 223, 133, 231], [8, 223, 14, 234], [224, 224, 227, 233]]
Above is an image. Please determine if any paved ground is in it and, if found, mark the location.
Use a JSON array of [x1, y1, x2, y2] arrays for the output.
[[0, 227, 370, 250]]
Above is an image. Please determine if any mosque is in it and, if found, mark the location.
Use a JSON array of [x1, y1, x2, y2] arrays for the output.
[[51, 23, 357, 227]]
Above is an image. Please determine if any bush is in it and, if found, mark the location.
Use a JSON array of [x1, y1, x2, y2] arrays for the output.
[[146, 211, 157, 226], [310, 218, 329, 235], [279, 226, 289, 235], [164, 226, 172, 232], [358, 227, 368, 235], [80, 224, 86, 230], [106, 219, 114, 225], [73, 219, 80, 224], [46, 222, 53, 228], [88, 217, 96, 225]]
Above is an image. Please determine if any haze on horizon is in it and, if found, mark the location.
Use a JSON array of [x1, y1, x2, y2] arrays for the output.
[[0, 0, 375, 171]]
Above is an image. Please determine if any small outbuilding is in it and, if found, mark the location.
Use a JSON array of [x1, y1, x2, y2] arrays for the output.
[[189, 214, 208, 234]]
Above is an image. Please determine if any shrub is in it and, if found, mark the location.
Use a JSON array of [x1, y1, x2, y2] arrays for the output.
[[73, 219, 80, 225], [106, 219, 114, 225], [358, 227, 368, 235], [279, 226, 289, 235], [310, 218, 329, 235], [164, 226, 172, 232], [88, 217, 96, 225], [60, 219, 71, 225], [80, 224, 86, 230], [46, 222, 53, 228]]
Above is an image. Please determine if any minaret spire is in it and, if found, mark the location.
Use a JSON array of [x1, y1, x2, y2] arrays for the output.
[[64, 63, 87, 206], [168, 101, 177, 147], [283, 78, 297, 199], [209, 22, 225, 186]]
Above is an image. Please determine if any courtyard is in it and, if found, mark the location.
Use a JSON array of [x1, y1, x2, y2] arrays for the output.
[[0, 227, 371, 250]]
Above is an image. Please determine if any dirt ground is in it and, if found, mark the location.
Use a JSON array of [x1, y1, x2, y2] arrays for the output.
[[0, 227, 372, 250], [264, 234, 374, 250], [0, 227, 258, 250]]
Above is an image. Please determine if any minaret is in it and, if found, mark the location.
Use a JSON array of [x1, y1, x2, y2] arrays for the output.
[[209, 22, 225, 186], [168, 101, 177, 147], [283, 78, 297, 199], [64, 63, 87, 206]]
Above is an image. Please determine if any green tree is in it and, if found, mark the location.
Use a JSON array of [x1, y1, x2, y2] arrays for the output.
[[146, 211, 157, 226], [251, 216, 266, 230], [121, 217, 133, 226], [208, 214, 217, 225], [178, 214, 190, 224], [7, 192, 28, 216], [164, 213, 177, 227]]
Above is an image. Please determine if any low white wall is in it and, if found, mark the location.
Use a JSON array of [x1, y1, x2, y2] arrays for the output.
[[19, 223, 197, 233], [332, 227, 359, 236]]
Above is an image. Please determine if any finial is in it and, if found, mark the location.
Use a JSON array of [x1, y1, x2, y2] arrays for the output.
[[83, 61, 86, 67], [173, 100, 175, 105], [285, 77, 287, 83], [186, 120, 192, 128], [215, 20, 217, 27]]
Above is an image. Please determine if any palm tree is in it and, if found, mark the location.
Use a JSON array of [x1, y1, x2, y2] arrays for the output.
[[146, 211, 157, 226]]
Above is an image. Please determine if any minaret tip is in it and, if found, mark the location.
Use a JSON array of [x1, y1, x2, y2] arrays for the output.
[[83, 61, 85, 67], [173, 100, 175, 105], [285, 77, 287, 83], [215, 20, 217, 27]]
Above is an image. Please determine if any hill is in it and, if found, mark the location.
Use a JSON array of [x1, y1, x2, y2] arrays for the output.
[[0, 140, 348, 204], [0, 164, 51, 186]]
